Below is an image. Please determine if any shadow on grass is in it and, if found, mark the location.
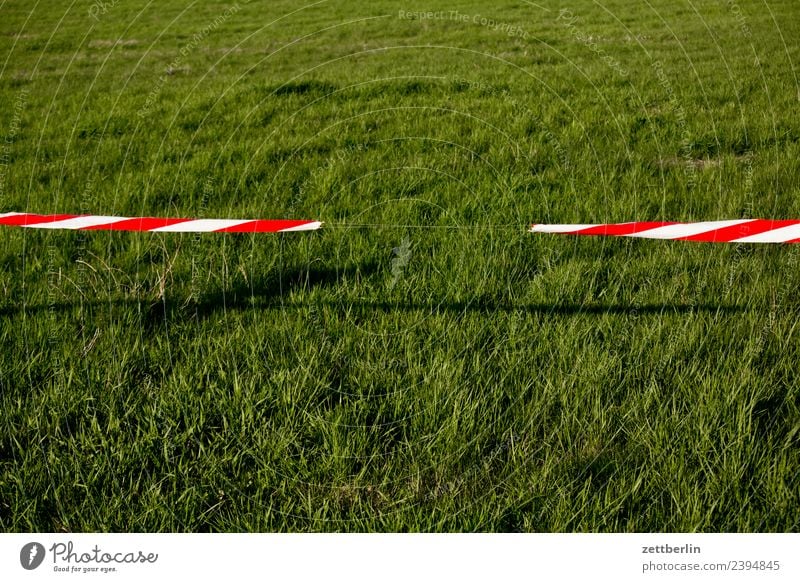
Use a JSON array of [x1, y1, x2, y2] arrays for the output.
[[0, 301, 748, 323], [178, 262, 379, 321], [0, 263, 379, 322], [0, 262, 751, 320], [0, 300, 747, 319], [318, 300, 747, 316]]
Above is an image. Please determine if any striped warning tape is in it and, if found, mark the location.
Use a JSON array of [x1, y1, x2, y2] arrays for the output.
[[529, 220, 800, 243], [3, 212, 800, 243], [0, 212, 322, 233]]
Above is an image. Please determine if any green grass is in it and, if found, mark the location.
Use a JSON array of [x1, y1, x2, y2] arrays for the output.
[[1, 0, 799, 532]]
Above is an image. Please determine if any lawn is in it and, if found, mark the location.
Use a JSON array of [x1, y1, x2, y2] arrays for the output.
[[0, 0, 798, 531]]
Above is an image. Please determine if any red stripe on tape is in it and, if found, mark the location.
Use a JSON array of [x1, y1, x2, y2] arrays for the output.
[[572, 222, 678, 236], [215, 220, 314, 233], [81, 217, 193, 231], [0, 213, 78, 226]]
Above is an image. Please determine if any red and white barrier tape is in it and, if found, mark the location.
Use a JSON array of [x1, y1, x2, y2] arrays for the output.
[[529, 220, 800, 243], [4, 213, 800, 243], [0, 212, 322, 233]]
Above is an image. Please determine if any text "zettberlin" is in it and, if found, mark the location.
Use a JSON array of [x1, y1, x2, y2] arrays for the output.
[[642, 544, 701, 554]]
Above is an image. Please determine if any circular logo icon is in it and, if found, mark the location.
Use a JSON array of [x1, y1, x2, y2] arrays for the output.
[[19, 542, 45, 570]]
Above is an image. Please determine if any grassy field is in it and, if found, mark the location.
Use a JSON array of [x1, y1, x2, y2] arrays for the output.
[[1, 0, 799, 532]]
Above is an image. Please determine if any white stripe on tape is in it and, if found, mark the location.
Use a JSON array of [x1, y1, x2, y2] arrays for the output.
[[628, 219, 755, 239], [22, 215, 129, 229], [278, 221, 325, 232], [149, 219, 254, 232], [529, 224, 598, 234], [731, 223, 800, 243]]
